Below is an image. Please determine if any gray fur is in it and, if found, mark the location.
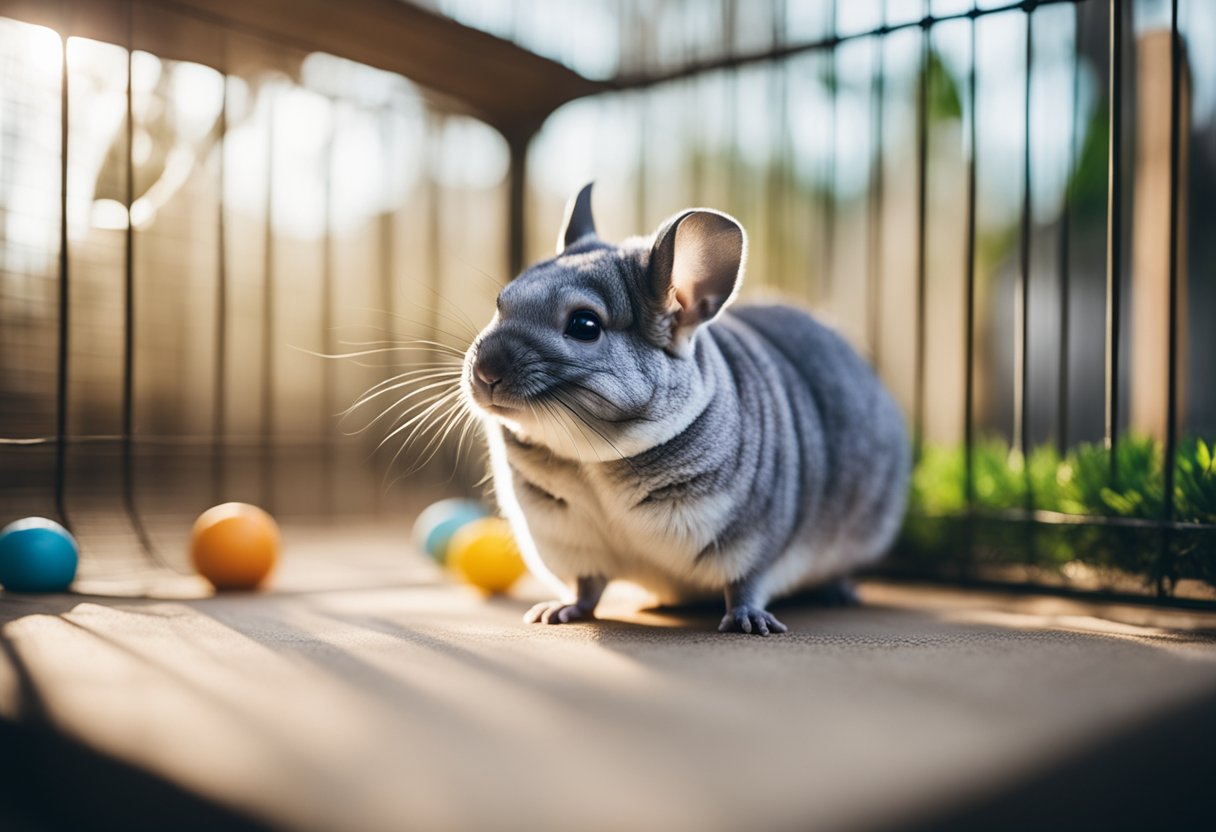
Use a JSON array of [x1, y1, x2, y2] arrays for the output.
[[462, 187, 910, 635]]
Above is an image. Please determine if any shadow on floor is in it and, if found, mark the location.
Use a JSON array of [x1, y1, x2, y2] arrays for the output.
[[895, 684, 1216, 832], [0, 717, 278, 832]]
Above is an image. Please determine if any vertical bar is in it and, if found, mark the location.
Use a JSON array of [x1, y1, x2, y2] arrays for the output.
[[768, 3, 786, 290], [963, 9, 978, 508], [506, 132, 528, 277], [379, 109, 395, 324], [213, 67, 228, 503], [122, 38, 134, 481], [689, 12, 705, 209], [53, 31, 69, 527], [635, 93, 647, 231], [912, 4, 929, 460], [867, 8, 886, 370], [260, 95, 275, 510], [320, 100, 336, 511], [121, 10, 153, 557], [1105, 0, 1124, 482], [824, 0, 837, 300], [1161, 0, 1182, 593], [425, 116, 443, 338], [632, 0, 652, 232], [1057, 2, 1081, 456], [375, 106, 395, 513], [1015, 5, 1033, 508]]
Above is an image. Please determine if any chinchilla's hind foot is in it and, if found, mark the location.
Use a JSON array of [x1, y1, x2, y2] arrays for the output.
[[524, 600, 594, 625], [807, 578, 861, 608], [718, 606, 788, 636]]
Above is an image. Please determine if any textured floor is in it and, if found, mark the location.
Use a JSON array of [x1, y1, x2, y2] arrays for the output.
[[1, 525, 1215, 831]]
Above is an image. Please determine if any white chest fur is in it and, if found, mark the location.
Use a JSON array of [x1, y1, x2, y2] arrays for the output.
[[486, 427, 737, 602]]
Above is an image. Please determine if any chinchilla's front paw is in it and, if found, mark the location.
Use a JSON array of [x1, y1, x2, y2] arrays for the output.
[[525, 600, 594, 625], [719, 606, 788, 636]]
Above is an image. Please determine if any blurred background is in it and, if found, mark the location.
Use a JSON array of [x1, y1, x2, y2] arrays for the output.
[[0, 0, 1213, 600]]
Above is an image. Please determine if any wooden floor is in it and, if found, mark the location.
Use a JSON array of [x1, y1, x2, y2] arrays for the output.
[[2, 522, 1215, 831]]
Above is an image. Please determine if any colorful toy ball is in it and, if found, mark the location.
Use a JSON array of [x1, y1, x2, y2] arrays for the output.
[[190, 502, 279, 591], [413, 499, 490, 563], [446, 517, 527, 594], [0, 517, 79, 593]]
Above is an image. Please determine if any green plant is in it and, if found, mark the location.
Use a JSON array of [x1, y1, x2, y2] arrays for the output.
[[908, 443, 966, 515], [910, 433, 1216, 524], [1056, 436, 1163, 519], [1175, 437, 1216, 523]]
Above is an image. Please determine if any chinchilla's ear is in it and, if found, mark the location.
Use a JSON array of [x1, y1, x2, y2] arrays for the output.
[[555, 182, 597, 253], [648, 209, 746, 349]]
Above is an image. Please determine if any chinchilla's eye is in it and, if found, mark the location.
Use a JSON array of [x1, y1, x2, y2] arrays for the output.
[[564, 310, 602, 342]]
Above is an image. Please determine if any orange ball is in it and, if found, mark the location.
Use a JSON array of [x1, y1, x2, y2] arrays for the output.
[[190, 503, 279, 590]]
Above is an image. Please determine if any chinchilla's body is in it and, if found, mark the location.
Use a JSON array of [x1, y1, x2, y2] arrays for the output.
[[464, 184, 909, 634]]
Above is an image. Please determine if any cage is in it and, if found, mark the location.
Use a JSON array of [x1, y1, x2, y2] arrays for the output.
[[3, 3, 1216, 831], [0, 0, 1213, 602]]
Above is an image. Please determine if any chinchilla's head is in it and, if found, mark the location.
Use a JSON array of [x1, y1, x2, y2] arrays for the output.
[[462, 183, 747, 462]]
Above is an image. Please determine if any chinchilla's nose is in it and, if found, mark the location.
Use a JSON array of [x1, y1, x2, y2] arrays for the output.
[[472, 339, 511, 394], [474, 364, 501, 390]]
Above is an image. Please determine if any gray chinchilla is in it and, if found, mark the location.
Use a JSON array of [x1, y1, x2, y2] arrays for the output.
[[462, 183, 910, 635]]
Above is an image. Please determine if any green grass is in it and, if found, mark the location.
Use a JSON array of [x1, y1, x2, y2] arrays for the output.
[[901, 435, 1216, 591], [910, 434, 1216, 524]]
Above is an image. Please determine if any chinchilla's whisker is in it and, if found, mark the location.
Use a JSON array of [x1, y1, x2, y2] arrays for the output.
[[349, 304, 474, 336], [385, 395, 463, 478], [535, 401, 585, 462], [547, 375, 637, 422], [543, 399, 604, 466], [351, 307, 475, 351], [347, 362, 462, 400], [558, 380, 615, 411], [340, 377, 462, 431], [450, 254, 507, 291], [415, 290, 484, 341], [337, 348, 460, 370], [536, 401, 579, 459], [429, 406, 480, 487], [377, 385, 463, 435], [408, 394, 467, 463], [341, 388, 451, 438], [348, 384, 456, 439], [406, 319, 478, 350], [538, 360, 656, 422], [292, 342, 465, 361], [344, 365, 462, 403], [340, 371, 463, 419], [404, 399, 470, 476], [452, 407, 481, 473], [337, 339, 468, 352], [553, 391, 640, 476], [377, 389, 462, 454]]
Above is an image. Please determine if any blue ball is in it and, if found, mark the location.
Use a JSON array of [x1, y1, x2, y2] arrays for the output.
[[0, 517, 79, 593], [414, 499, 489, 563]]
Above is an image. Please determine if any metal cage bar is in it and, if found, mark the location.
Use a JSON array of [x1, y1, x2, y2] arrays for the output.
[[963, 10, 979, 510], [1104, 0, 1123, 480], [1160, 0, 1183, 593], [912, 4, 929, 463]]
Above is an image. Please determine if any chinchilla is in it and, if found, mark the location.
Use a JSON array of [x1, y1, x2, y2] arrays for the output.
[[461, 183, 910, 635]]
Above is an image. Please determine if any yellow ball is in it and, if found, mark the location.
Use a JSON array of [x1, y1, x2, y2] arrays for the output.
[[446, 517, 526, 594], [190, 502, 279, 591]]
